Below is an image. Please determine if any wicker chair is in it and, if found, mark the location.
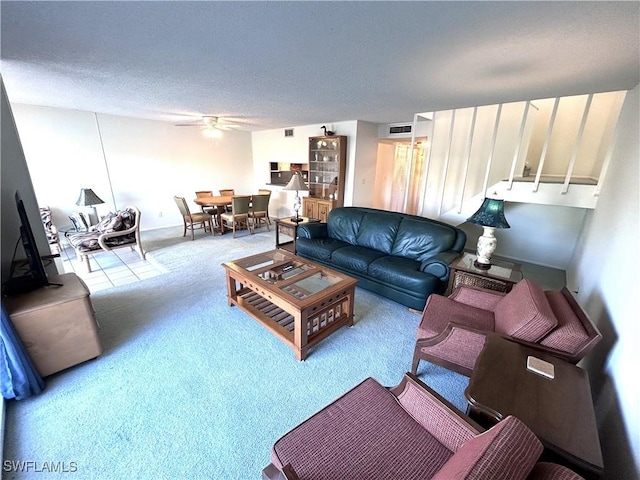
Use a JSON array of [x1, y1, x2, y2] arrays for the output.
[[258, 188, 272, 224], [195, 190, 218, 225], [219, 189, 235, 212], [173, 196, 213, 240], [249, 193, 270, 231], [220, 195, 252, 238], [263, 373, 585, 480], [412, 279, 602, 377]]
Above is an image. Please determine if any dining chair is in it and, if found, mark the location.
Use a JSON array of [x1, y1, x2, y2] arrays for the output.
[[219, 189, 235, 212], [220, 195, 252, 238], [173, 196, 213, 240], [249, 193, 270, 231], [195, 190, 218, 226], [258, 188, 272, 224]]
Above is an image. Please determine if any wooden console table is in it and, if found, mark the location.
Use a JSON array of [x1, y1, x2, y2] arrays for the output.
[[465, 335, 603, 478], [4, 273, 102, 377]]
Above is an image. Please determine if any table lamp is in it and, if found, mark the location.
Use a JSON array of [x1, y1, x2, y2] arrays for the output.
[[76, 188, 105, 225], [283, 172, 308, 223], [466, 198, 510, 269]]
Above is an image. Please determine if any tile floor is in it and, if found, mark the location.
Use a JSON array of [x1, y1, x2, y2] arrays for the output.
[[60, 244, 164, 293]]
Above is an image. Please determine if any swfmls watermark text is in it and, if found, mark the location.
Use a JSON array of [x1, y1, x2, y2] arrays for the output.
[[3, 460, 78, 473]]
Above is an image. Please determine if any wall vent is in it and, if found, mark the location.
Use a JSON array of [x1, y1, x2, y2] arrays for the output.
[[284, 128, 294, 137], [389, 124, 412, 135]]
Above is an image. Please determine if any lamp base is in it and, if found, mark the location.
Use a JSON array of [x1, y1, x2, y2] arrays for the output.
[[290, 217, 303, 223], [474, 259, 492, 270]]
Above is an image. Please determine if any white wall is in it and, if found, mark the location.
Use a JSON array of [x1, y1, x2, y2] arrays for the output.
[[351, 121, 379, 207], [567, 85, 639, 478], [460, 202, 588, 269], [251, 121, 358, 218], [11, 104, 254, 231]]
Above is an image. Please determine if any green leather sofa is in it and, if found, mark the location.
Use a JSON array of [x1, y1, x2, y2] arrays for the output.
[[296, 207, 466, 310]]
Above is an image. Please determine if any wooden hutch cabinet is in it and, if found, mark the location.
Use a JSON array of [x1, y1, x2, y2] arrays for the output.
[[303, 135, 347, 222]]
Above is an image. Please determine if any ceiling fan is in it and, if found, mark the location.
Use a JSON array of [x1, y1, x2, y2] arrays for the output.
[[174, 116, 239, 137]]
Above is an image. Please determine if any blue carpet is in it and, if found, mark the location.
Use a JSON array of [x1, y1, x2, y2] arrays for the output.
[[3, 226, 469, 479]]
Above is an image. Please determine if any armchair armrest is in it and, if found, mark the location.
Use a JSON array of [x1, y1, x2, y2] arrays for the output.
[[413, 322, 491, 376], [297, 223, 327, 239], [97, 223, 138, 250], [262, 463, 300, 480], [420, 251, 460, 280], [390, 373, 481, 452]]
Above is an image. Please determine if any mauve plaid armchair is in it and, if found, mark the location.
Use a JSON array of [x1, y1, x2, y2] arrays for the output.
[[263, 374, 585, 480], [412, 279, 602, 377]]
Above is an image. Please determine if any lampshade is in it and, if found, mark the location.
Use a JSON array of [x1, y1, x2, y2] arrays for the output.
[[283, 172, 309, 192], [76, 188, 105, 207], [467, 198, 510, 229]]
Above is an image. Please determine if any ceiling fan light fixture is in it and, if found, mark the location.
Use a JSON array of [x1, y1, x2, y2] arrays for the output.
[[202, 126, 222, 138]]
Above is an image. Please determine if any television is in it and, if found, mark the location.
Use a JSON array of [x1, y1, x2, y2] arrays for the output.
[[4, 191, 51, 294]]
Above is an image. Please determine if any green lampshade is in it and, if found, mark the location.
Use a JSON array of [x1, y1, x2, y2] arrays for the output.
[[467, 198, 510, 229]]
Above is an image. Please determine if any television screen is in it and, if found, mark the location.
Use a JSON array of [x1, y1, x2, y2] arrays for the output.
[[4, 191, 50, 294]]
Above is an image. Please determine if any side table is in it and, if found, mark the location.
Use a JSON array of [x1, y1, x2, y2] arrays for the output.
[[446, 251, 523, 295], [275, 217, 319, 253], [464, 335, 603, 479]]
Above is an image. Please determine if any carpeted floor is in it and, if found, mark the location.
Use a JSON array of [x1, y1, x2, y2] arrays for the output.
[[3, 226, 469, 479]]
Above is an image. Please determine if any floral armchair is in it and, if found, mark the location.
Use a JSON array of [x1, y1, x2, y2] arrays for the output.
[[263, 373, 585, 480], [68, 206, 144, 272]]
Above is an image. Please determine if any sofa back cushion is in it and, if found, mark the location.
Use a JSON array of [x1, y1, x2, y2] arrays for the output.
[[539, 291, 590, 354], [392, 218, 457, 262], [432, 415, 542, 480], [494, 279, 557, 342], [354, 212, 402, 254], [327, 208, 366, 245]]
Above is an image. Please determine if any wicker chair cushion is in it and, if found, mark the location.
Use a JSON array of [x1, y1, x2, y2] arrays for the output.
[[417, 294, 495, 339], [272, 378, 454, 479], [539, 291, 589, 354], [494, 279, 557, 342], [432, 416, 542, 480]]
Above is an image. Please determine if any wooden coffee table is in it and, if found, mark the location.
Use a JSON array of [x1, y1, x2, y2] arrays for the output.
[[222, 250, 357, 360], [465, 335, 603, 478]]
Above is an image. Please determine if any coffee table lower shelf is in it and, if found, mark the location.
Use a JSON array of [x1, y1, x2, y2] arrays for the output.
[[226, 278, 355, 361]]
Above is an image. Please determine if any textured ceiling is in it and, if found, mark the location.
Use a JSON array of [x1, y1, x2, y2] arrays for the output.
[[1, 1, 638, 131]]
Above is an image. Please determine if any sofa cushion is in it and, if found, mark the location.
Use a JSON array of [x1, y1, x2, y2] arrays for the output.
[[330, 246, 386, 275], [391, 218, 457, 262], [494, 279, 558, 342], [432, 415, 542, 480], [295, 237, 349, 262], [369, 256, 439, 293], [272, 378, 453, 479], [354, 212, 401, 254], [327, 208, 366, 245], [539, 291, 589, 354]]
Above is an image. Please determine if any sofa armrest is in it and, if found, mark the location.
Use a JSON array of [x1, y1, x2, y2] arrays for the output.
[[297, 223, 328, 239], [390, 373, 481, 452], [420, 251, 460, 280]]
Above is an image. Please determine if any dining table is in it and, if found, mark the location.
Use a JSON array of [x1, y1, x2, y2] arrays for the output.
[[194, 195, 233, 234]]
